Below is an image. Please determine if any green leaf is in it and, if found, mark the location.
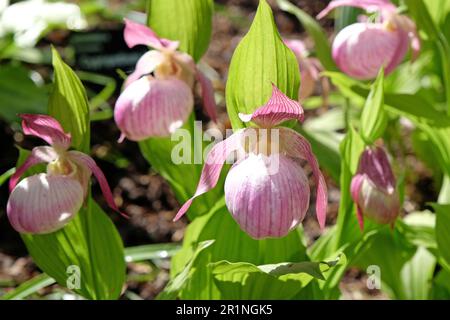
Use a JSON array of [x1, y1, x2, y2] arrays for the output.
[[21, 200, 126, 300], [1, 274, 55, 300], [156, 240, 214, 300], [170, 199, 309, 299], [146, 0, 213, 62], [324, 71, 450, 127], [2, 242, 180, 300], [400, 247, 436, 300], [49, 48, 90, 152], [432, 268, 450, 299], [0, 64, 48, 123], [351, 226, 417, 299], [276, 0, 337, 71], [226, 0, 300, 130], [0, 168, 15, 187], [210, 256, 342, 300], [406, 0, 450, 114], [124, 243, 180, 262], [438, 175, 450, 204], [434, 204, 450, 269], [334, 6, 361, 32], [422, 0, 450, 26], [399, 211, 437, 250], [360, 69, 387, 144], [334, 126, 365, 248]]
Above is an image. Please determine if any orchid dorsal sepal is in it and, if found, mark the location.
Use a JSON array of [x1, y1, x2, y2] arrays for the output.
[[7, 114, 125, 234], [123, 18, 179, 51], [238, 83, 305, 127]]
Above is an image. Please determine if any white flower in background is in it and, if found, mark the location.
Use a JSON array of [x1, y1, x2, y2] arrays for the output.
[[0, 0, 8, 13], [0, 0, 87, 47]]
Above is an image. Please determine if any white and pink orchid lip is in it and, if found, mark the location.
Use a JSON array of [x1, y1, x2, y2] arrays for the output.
[[225, 153, 310, 239], [173, 85, 328, 237], [114, 76, 194, 140], [7, 173, 84, 234], [7, 114, 125, 234], [350, 146, 400, 229], [332, 22, 408, 80]]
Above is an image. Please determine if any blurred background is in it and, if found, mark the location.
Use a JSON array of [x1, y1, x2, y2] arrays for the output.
[[0, 0, 437, 299]]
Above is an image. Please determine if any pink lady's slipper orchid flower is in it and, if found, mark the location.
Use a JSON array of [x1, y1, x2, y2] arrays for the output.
[[173, 85, 328, 239], [7, 114, 124, 234], [318, 0, 420, 80], [114, 19, 217, 141], [351, 146, 400, 229], [284, 39, 328, 101]]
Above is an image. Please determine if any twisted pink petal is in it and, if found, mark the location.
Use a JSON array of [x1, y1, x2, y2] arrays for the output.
[[7, 173, 84, 234], [173, 131, 245, 221], [20, 114, 71, 150], [239, 84, 304, 127], [350, 173, 365, 230], [196, 70, 218, 122], [317, 0, 396, 19], [9, 146, 58, 193], [280, 128, 328, 229], [124, 18, 179, 51], [68, 151, 128, 218]]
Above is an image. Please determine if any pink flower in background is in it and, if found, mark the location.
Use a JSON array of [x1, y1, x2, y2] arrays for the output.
[[284, 39, 328, 101], [173, 85, 328, 239], [7, 114, 124, 234], [351, 146, 400, 229], [114, 19, 217, 141], [318, 0, 420, 80]]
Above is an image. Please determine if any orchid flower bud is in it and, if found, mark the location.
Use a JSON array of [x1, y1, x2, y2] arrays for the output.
[[351, 146, 400, 229], [318, 0, 420, 80], [7, 114, 124, 234], [173, 85, 328, 239], [114, 19, 217, 141]]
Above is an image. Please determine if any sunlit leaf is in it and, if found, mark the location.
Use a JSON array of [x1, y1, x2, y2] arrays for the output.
[[146, 0, 213, 62], [226, 0, 300, 129]]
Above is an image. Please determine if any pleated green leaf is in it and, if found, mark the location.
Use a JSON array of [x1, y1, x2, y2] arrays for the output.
[[360, 69, 387, 144], [49, 48, 90, 152], [146, 0, 213, 62], [226, 0, 300, 129]]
